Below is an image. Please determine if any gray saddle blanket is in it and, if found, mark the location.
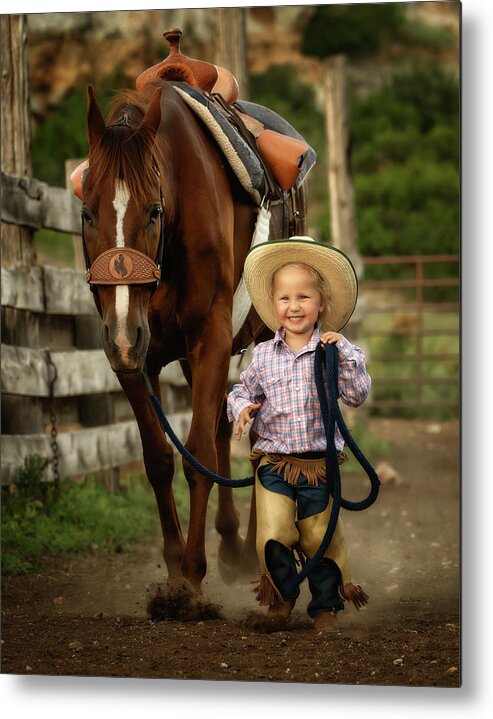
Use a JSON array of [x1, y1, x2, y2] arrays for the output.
[[171, 82, 317, 205]]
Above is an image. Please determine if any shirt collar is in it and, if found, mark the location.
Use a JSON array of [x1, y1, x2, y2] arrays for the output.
[[274, 325, 321, 353]]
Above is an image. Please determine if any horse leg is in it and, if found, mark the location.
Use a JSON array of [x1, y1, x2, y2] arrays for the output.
[[180, 321, 234, 592], [116, 371, 185, 584], [215, 400, 259, 583]]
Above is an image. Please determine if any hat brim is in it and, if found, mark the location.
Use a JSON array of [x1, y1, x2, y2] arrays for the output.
[[243, 238, 358, 332]]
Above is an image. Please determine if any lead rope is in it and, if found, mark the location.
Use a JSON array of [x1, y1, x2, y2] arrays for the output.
[[144, 341, 380, 589], [285, 342, 380, 594]]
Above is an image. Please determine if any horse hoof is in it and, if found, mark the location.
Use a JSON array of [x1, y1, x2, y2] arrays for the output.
[[217, 541, 259, 586], [147, 580, 223, 622]]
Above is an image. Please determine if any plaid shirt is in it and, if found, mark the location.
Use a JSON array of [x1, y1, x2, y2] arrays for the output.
[[227, 327, 371, 454]]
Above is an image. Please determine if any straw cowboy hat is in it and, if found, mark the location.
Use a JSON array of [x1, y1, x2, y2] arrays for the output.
[[243, 236, 358, 332]]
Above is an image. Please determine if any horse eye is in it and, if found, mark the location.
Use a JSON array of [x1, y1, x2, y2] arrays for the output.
[[149, 206, 162, 225], [81, 208, 93, 226]]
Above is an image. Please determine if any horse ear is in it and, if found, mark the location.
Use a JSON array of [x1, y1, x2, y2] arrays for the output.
[[87, 85, 106, 149], [139, 87, 162, 138]]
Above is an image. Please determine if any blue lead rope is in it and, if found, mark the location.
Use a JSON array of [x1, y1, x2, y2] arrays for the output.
[[144, 341, 380, 590]]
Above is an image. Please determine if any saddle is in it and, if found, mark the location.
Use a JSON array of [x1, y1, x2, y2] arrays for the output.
[[136, 29, 312, 194], [72, 29, 316, 202]]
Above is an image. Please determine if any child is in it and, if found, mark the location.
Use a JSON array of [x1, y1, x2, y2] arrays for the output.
[[227, 236, 371, 633]]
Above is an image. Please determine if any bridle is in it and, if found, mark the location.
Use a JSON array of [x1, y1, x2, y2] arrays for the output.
[[81, 185, 166, 297]]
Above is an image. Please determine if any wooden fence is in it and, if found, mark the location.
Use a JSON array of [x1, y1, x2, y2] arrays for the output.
[[360, 255, 460, 412], [0, 169, 247, 486]]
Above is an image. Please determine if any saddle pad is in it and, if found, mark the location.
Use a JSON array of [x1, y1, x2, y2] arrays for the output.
[[172, 83, 316, 203], [172, 83, 264, 204]]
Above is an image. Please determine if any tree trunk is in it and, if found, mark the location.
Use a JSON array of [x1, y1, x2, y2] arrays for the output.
[[214, 7, 249, 100], [324, 54, 362, 279]]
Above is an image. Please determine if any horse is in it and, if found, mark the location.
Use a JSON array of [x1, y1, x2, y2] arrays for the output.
[[81, 78, 308, 613]]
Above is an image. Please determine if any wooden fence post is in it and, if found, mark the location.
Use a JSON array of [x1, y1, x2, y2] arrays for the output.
[[324, 54, 366, 426], [214, 7, 249, 99], [324, 54, 363, 345], [324, 55, 361, 271], [1, 15, 44, 436]]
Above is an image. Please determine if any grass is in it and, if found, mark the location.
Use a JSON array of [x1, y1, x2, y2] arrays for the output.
[[1, 460, 161, 579], [1, 454, 255, 581]]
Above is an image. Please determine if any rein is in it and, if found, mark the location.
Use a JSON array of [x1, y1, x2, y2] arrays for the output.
[[143, 341, 380, 589]]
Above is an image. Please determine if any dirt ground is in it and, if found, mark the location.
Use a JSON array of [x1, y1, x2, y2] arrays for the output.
[[1, 418, 460, 687]]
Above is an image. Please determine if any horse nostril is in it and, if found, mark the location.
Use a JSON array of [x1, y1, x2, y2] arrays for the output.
[[134, 326, 143, 353]]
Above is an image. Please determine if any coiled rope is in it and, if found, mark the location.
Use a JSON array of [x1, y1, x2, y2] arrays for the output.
[[144, 341, 380, 590]]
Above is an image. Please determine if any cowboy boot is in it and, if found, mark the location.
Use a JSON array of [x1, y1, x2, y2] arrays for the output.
[[313, 610, 339, 634]]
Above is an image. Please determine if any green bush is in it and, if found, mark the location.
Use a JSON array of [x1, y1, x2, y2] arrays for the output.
[[301, 4, 406, 59], [32, 87, 89, 187], [344, 65, 459, 260]]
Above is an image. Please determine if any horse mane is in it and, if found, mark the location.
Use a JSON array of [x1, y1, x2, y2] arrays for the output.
[[88, 85, 166, 206]]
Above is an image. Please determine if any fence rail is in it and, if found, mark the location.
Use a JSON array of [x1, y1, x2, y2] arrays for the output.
[[360, 254, 460, 412]]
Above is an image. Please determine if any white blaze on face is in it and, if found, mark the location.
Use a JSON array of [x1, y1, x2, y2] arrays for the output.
[[112, 180, 131, 360]]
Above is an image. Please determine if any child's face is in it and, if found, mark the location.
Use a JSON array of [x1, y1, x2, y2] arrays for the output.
[[272, 265, 324, 339]]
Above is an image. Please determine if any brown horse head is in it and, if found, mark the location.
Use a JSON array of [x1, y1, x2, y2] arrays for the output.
[[82, 85, 165, 372]]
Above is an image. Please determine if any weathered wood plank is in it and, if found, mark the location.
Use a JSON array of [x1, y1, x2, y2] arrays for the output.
[[1, 345, 191, 397], [1, 411, 193, 485], [1, 171, 81, 234], [43, 266, 95, 315], [0, 266, 45, 312], [1, 265, 96, 315]]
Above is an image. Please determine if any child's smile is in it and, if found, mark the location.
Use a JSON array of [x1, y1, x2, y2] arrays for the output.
[[272, 265, 324, 346]]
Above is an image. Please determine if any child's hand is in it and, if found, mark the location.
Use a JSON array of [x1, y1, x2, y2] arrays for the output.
[[235, 403, 261, 440], [320, 331, 342, 346]]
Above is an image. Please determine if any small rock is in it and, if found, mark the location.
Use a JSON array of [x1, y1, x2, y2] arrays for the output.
[[393, 657, 404, 665], [376, 462, 402, 485], [314, 672, 320, 678], [220, 662, 228, 669], [25, 666, 33, 672], [446, 666, 459, 675], [69, 640, 84, 651], [53, 596, 65, 605], [426, 423, 442, 434]]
